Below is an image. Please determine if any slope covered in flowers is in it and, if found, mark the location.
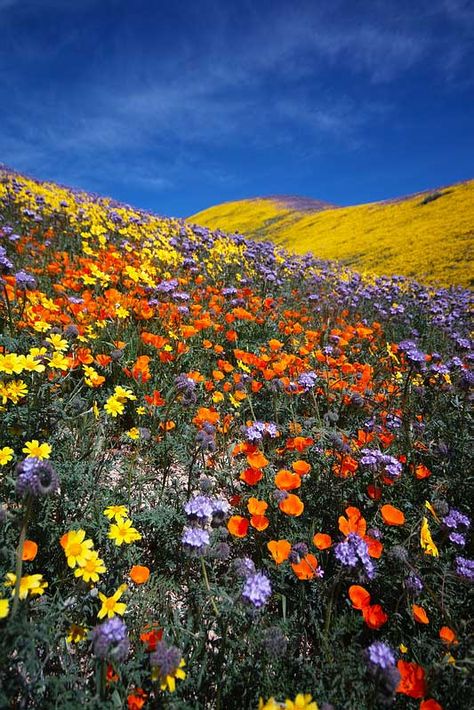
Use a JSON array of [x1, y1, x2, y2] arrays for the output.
[[190, 180, 474, 288], [0, 166, 473, 710]]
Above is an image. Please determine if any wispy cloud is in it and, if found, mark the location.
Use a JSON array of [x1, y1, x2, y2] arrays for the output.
[[0, 0, 471, 208]]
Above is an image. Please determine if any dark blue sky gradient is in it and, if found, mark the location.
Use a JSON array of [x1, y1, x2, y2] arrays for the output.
[[0, 0, 473, 216]]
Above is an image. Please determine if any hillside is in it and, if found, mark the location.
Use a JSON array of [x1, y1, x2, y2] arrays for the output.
[[0, 166, 472, 709], [190, 180, 474, 287]]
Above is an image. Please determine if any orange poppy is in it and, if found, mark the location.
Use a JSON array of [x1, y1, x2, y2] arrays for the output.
[[274, 469, 301, 490], [292, 460, 311, 475], [291, 553, 318, 580], [367, 484, 382, 500], [240, 467, 263, 485], [362, 604, 388, 629], [130, 565, 150, 584], [227, 515, 249, 538], [415, 464, 432, 479], [246, 450, 269, 468], [365, 536, 383, 559], [127, 688, 147, 710], [22, 540, 38, 561], [278, 493, 304, 517], [267, 539, 291, 564], [381, 504, 405, 526], [411, 604, 429, 624], [396, 660, 426, 699], [312, 533, 332, 550], [247, 498, 268, 516], [338, 506, 367, 537], [250, 514, 269, 531], [140, 626, 163, 651], [439, 626, 458, 646], [348, 585, 371, 610], [420, 700, 443, 710]]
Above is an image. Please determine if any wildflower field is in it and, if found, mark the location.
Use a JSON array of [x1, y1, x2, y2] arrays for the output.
[[0, 165, 472, 710], [191, 179, 474, 288]]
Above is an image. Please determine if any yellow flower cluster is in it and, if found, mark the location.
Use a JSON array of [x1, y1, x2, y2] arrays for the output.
[[191, 179, 474, 287], [104, 385, 137, 417], [258, 693, 318, 710]]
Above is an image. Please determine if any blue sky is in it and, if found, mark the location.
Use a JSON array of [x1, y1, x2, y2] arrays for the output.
[[0, 0, 473, 217]]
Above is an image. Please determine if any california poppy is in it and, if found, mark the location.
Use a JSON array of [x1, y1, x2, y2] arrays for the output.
[[240, 467, 263, 485], [274, 469, 301, 490], [381, 504, 405, 526], [292, 460, 311, 475], [22, 540, 38, 561], [130, 565, 150, 584], [279, 493, 304, 517], [267, 539, 291, 564], [227, 515, 249, 538], [348, 585, 371, 610], [362, 604, 388, 629], [312, 533, 332, 550], [291, 553, 318, 580], [396, 660, 426, 699], [439, 626, 458, 646], [412, 604, 429, 624]]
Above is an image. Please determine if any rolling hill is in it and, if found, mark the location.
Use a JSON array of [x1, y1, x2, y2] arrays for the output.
[[190, 180, 474, 287]]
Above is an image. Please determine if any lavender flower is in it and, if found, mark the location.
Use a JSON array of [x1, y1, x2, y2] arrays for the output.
[[15, 458, 59, 497], [150, 640, 182, 677], [242, 572, 272, 609], [91, 618, 129, 661], [455, 556, 474, 582], [297, 371, 319, 391], [405, 572, 423, 594], [14, 270, 36, 290], [334, 533, 375, 579], [233, 557, 256, 578], [184, 495, 214, 523], [181, 527, 210, 554], [367, 641, 396, 669]]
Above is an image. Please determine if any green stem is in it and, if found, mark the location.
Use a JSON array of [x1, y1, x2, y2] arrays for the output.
[[11, 495, 33, 618], [201, 556, 219, 616]]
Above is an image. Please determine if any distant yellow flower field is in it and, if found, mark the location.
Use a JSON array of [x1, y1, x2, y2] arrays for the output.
[[190, 180, 474, 287]]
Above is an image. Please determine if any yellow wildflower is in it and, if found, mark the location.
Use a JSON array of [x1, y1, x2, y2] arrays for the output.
[[0, 447, 14, 465], [152, 657, 186, 692], [104, 396, 124, 417], [74, 551, 106, 583], [0, 353, 24, 375], [45, 334, 69, 352], [97, 584, 127, 619], [48, 351, 71, 370], [21, 354, 46, 373], [126, 427, 140, 440], [103, 504, 128, 522], [5, 573, 48, 599], [285, 694, 318, 710], [108, 517, 142, 546], [62, 529, 94, 568], [6, 380, 28, 403], [22, 440, 51, 459], [0, 598, 9, 619], [66, 623, 88, 643], [420, 517, 439, 557]]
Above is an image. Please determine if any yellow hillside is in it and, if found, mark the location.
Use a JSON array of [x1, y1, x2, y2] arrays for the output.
[[190, 181, 474, 287]]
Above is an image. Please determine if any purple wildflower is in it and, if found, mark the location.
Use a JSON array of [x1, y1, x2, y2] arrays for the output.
[[242, 572, 272, 609], [184, 495, 214, 523], [367, 641, 396, 669], [334, 533, 375, 579], [455, 557, 474, 581], [15, 458, 59, 497], [91, 618, 129, 661], [181, 527, 210, 553]]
